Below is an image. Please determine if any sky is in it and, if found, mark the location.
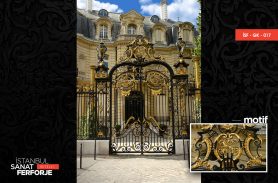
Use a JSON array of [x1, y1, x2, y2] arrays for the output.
[[77, 0, 200, 25]]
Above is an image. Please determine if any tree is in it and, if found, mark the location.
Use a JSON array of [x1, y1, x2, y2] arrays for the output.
[[193, 0, 201, 56]]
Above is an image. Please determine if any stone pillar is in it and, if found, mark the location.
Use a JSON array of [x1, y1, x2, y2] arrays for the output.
[[108, 25, 112, 41], [163, 30, 167, 44], [139, 24, 144, 36]]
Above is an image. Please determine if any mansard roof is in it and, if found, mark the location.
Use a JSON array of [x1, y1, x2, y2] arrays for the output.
[[77, 9, 197, 45], [77, 9, 177, 27]]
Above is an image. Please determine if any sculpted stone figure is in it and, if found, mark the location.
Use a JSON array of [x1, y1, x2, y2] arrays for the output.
[[176, 38, 186, 58], [97, 42, 107, 62]]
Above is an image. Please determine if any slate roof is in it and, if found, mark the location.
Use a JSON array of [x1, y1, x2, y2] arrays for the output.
[[77, 9, 197, 46]]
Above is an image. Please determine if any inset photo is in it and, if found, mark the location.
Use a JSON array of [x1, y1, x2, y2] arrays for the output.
[[190, 123, 267, 172]]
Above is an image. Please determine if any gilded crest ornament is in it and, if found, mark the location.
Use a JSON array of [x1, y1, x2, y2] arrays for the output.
[[120, 35, 162, 62]]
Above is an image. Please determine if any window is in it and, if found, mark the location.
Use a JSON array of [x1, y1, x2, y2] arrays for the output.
[[99, 25, 108, 39], [127, 24, 136, 35], [154, 28, 163, 42], [150, 15, 160, 23], [98, 9, 108, 17], [183, 29, 191, 42]]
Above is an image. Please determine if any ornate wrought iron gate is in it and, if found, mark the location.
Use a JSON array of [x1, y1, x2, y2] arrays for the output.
[[107, 61, 176, 154], [90, 36, 192, 154]]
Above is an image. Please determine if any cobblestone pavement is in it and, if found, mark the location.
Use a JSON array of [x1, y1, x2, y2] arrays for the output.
[[77, 155, 200, 183]]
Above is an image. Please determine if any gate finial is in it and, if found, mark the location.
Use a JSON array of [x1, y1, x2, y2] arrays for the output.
[[96, 42, 109, 78], [174, 38, 189, 75]]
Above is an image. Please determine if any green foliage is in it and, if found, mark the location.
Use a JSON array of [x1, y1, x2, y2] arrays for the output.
[[79, 116, 90, 139], [78, 110, 96, 139], [114, 124, 121, 131], [193, 0, 201, 57]]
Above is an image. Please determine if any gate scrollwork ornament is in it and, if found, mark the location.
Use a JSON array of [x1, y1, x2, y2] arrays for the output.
[[191, 124, 266, 171], [120, 35, 162, 62]]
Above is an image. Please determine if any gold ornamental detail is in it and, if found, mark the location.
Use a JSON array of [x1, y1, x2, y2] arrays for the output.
[[214, 133, 242, 161], [145, 71, 168, 90], [115, 72, 136, 91], [191, 160, 211, 170], [120, 35, 162, 62], [243, 134, 263, 160], [202, 137, 213, 161], [151, 89, 162, 95], [121, 90, 131, 96]]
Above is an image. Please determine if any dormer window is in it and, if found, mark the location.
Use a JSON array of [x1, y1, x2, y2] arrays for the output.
[[98, 9, 108, 17], [152, 24, 166, 44], [150, 15, 160, 23], [154, 28, 163, 42], [178, 23, 194, 43], [99, 25, 108, 39], [183, 29, 188, 42], [127, 24, 136, 35], [96, 17, 112, 41]]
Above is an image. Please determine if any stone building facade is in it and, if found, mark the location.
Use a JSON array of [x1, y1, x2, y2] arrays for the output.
[[76, 0, 201, 154], [76, 0, 199, 88]]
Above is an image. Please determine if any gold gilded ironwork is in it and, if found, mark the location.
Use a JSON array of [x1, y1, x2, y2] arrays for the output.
[[151, 89, 162, 95], [202, 137, 213, 161], [247, 159, 263, 168], [97, 131, 104, 138], [120, 35, 162, 62], [181, 129, 187, 136], [191, 124, 266, 171], [176, 66, 187, 75], [243, 134, 263, 161], [146, 71, 167, 88], [214, 133, 242, 161], [218, 124, 237, 133], [243, 124, 255, 129], [115, 72, 135, 89], [191, 160, 211, 170], [97, 82, 106, 92], [179, 88, 186, 111], [121, 90, 131, 96], [123, 116, 136, 129], [95, 72, 108, 79], [95, 42, 109, 78], [77, 85, 94, 92], [201, 124, 213, 131]]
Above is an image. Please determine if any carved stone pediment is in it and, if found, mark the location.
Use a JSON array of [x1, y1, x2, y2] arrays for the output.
[[120, 10, 144, 21], [178, 22, 194, 30], [152, 22, 167, 31], [119, 35, 162, 62], [96, 17, 112, 25]]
